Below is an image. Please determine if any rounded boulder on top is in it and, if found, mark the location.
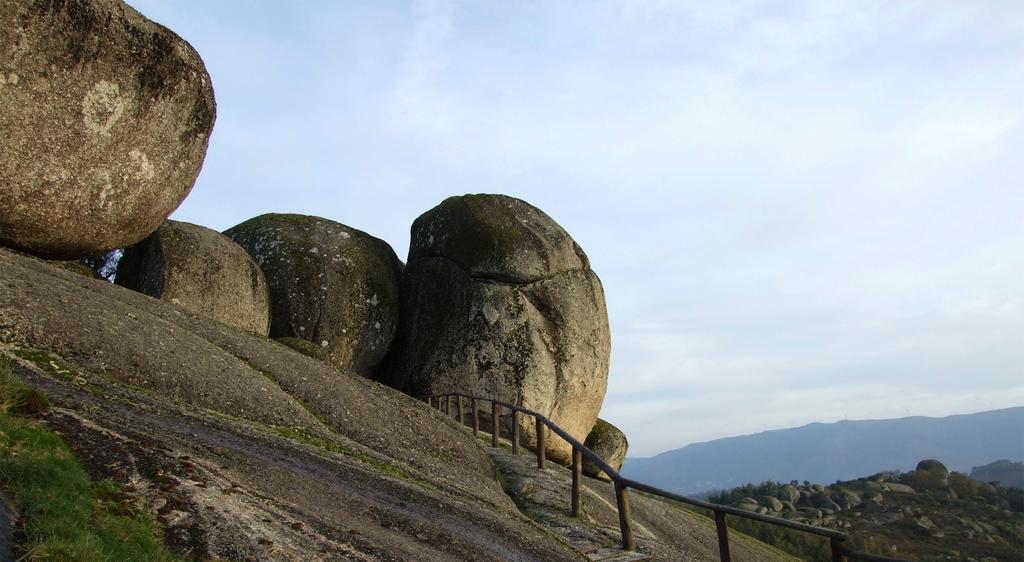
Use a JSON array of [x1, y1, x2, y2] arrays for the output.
[[224, 214, 402, 378], [583, 418, 629, 481], [0, 0, 216, 258], [115, 220, 271, 336], [380, 194, 611, 465]]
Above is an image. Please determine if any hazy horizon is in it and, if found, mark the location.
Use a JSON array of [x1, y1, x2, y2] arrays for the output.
[[627, 405, 1024, 459], [128, 1, 1024, 457]]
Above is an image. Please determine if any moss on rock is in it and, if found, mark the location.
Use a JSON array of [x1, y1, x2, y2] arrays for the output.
[[225, 214, 402, 378]]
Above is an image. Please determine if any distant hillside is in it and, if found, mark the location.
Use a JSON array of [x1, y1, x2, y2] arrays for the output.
[[704, 458, 1024, 561], [971, 460, 1024, 489], [623, 407, 1024, 495]]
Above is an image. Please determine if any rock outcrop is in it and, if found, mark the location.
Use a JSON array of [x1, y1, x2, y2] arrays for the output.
[[0, 247, 586, 561], [0, 0, 216, 258], [224, 214, 401, 378], [116, 220, 270, 335], [711, 461, 1024, 560], [916, 459, 948, 476], [582, 418, 628, 481], [971, 459, 1024, 489], [380, 194, 611, 465]]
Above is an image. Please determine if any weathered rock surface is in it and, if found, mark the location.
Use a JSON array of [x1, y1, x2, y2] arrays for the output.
[[810, 491, 841, 511], [778, 484, 801, 504], [0, 0, 215, 258], [0, 247, 585, 560], [833, 490, 861, 510], [116, 220, 270, 335], [381, 195, 611, 465], [225, 214, 402, 378], [760, 496, 784, 512], [882, 483, 916, 494], [916, 459, 948, 477], [582, 418, 628, 481], [733, 498, 761, 512]]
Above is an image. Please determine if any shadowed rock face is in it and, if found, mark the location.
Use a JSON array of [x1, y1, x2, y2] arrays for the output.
[[224, 214, 402, 378], [583, 418, 628, 482], [0, 0, 216, 259], [116, 220, 271, 335], [381, 194, 611, 465]]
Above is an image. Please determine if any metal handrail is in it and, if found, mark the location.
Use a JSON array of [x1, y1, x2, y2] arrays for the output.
[[428, 392, 910, 562]]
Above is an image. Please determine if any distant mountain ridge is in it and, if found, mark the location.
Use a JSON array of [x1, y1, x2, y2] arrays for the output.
[[622, 407, 1024, 495]]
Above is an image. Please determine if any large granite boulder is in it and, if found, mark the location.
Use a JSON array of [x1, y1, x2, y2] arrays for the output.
[[883, 482, 916, 494], [224, 214, 402, 378], [733, 498, 761, 512], [916, 459, 949, 480], [0, 0, 215, 259], [832, 490, 861, 510], [116, 220, 270, 335], [778, 484, 801, 504], [760, 496, 784, 513], [810, 491, 841, 511], [582, 418, 628, 481], [380, 194, 611, 465]]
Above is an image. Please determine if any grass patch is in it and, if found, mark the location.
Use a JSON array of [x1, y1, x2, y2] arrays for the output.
[[0, 358, 177, 561], [0, 358, 50, 417], [272, 426, 437, 491]]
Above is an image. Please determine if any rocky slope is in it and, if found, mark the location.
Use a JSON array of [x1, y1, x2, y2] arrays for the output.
[[709, 460, 1024, 561], [1, 246, 579, 560], [0, 248, 790, 560]]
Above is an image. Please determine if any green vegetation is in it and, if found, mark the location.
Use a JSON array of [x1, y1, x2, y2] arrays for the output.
[[709, 480, 788, 506], [707, 481, 878, 560], [710, 510, 861, 561], [0, 359, 50, 417], [0, 357, 177, 561]]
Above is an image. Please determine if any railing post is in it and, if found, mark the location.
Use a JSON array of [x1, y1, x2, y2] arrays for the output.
[[714, 510, 731, 562], [571, 447, 582, 517], [535, 417, 546, 469], [471, 398, 479, 436], [830, 537, 845, 562], [491, 401, 500, 447], [615, 481, 635, 551], [511, 410, 520, 455], [445, 395, 452, 417], [456, 395, 464, 426]]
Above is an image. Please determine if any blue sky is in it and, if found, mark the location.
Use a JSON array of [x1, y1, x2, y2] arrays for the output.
[[129, 1, 1024, 457]]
